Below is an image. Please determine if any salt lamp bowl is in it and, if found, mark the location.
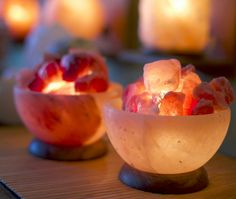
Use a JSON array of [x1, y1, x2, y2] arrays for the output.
[[104, 99, 230, 174], [14, 83, 122, 147]]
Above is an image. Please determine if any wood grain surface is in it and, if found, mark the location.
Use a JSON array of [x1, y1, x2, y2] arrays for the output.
[[0, 126, 236, 199]]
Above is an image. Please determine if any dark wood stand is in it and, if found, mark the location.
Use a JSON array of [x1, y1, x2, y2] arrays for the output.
[[119, 163, 209, 194], [29, 138, 107, 161]]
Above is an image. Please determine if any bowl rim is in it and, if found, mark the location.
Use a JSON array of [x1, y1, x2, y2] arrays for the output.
[[104, 98, 231, 119], [14, 81, 122, 98]]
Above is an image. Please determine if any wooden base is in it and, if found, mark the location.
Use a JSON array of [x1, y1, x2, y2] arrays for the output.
[[119, 163, 209, 194], [29, 138, 107, 161]]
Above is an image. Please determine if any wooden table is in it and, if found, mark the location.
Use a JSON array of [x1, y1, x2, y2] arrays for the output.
[[0, 126, 236, 199]]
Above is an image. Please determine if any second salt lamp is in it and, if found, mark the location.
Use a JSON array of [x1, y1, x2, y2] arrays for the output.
[[43, 0, 105, 40], [139, 0, 211, 53], [14, 50, 122, 160]]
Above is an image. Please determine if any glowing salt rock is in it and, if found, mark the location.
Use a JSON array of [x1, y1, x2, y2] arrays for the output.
[[104, 99, 230, 174], [14, 83, 122, 146], [181, 71, 201, 93], [193, 82, 216, 102], [123, 78, 145, 109], [42, 81, 75, 95], [192, 98, 214, 115], [181, 70, 201, 115], [125, 92, 156, 115], [159, 91, 185, 116], [143, 59, 181, 93]]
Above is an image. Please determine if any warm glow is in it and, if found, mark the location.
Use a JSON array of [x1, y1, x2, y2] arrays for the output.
[[2, 0, 39, 39], [55, 0, 105, 39], [168, 0, 188, 13], [104, 99, 230, 174], [139, 0, 211, 53], [6, 4, 29, 22], [14, 83, 122, 147], [124, 59, 205, 116], [43, 81, 75, 95], [62, 0, 94, 12]]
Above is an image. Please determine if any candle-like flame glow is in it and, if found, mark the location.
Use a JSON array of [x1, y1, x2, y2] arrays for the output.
[[6, 4, 29, 23], [164, 0, 191, 18], [43, 81, 76, 95], [2, 0, 39, 39], [168, 0, 188, 13]]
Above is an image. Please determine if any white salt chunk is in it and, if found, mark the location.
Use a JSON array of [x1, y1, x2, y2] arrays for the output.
[[143, 59, 181, 93]]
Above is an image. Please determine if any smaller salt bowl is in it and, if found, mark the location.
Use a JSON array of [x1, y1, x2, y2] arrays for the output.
[[14, 50, 122, 160]]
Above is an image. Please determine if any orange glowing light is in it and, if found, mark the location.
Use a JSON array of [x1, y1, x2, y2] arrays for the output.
[[168, 0, 189, 14], [139, 0, 211, 53], [2, 0, 39, 39], [48, 0, 105, 39], [43, 81, 75, 95]]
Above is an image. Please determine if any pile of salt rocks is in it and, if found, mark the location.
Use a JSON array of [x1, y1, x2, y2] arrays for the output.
[[123, 59, 234, 116]]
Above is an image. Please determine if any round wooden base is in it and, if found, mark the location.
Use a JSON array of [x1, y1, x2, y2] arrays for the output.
[[119, 163, 208, 194], [29, 138, 107, 161]]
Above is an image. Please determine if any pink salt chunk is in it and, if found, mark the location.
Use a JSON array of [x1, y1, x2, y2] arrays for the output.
[[183, 94, 196, 115], [125, 92, 156, 115], [143, 59, 181, 93], [181, 72, 201, 115], [28, 75, 46, 92], [38, 61, 62, 83], [69, 50, 108, 78], [60, 53, 89, 82], [75, 72, 108, 93], [123, 78, 145, 110], [181, 64, 196, 76], [159, 91, 185, 116], [209, 77, 235, 106], [193, 82, 216, 102], [192, 99, 214, 115], [181, 71, 201, 91]]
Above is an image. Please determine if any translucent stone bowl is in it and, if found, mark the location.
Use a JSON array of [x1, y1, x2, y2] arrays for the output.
[[14, 83, 122, 147], [104, 99, 231, 174]]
